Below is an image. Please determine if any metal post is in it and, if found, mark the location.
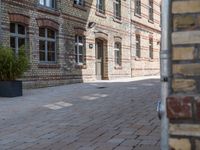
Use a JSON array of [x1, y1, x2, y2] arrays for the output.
[[0, 0, 2, 45], [160, 0, 171, 149]]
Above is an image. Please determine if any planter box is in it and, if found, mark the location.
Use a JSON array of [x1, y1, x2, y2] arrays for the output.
[[0, 81, 22, 97]]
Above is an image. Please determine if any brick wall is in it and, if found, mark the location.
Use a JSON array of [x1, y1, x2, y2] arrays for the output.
[[167, 0, 200, 149]]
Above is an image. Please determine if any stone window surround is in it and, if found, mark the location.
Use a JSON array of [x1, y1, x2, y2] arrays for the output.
[[9, 13, 30, 26], [148, 0, 154, 23], [135, 33, 141, 59], [135, 0, 141, 17], [113, 0, 121, 20]]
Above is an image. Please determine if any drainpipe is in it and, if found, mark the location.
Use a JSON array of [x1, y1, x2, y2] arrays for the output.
[[160, 0, 171, 149], [0, 0, 2, 45], [129, 0, 132, 77]]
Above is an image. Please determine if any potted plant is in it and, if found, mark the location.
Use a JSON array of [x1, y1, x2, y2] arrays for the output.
[[0, 45, 29, 97]]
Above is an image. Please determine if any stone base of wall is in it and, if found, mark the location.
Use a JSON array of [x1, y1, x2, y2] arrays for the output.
[[131, 69, 160, 77], [23, 78, 83, 89]]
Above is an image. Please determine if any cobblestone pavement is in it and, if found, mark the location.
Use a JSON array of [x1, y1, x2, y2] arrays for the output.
[[0, 77, 161, 150]]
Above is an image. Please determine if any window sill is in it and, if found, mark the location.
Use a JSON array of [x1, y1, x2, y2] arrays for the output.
[[37, 6, 60, 16], [149, 58, 154, 62], [38, 63, 61, 69], [114, 66, 122, 70], [95, 11, 106, 18], [75, 64, 87, 69], [113, 17, 122, 24], [148, 19, 154, 24], [73, 4, 87, 11], [134, 13, 141, 18], [134, 57, 141, 61]]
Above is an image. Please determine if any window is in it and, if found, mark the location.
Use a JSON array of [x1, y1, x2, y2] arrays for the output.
[[39, 28, 56, 62], [74, 0, 84, 6], [10, 23, 27, 54], [113, 0, 121, 20], [149, 0, 153, 21], [114, 42, 121, 66], [149, 38, 153, 59], [39, 0, 55, 8], [136, 34, 140, 57], [75, 35, 84, 64], [97, 0, 105, 14], [135, 0, 141, 16]]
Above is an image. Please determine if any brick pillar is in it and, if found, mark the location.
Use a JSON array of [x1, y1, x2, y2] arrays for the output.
[[167, 0, 200, 149]]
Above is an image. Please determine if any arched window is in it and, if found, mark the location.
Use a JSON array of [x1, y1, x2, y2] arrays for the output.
[[39, 28, 56, 62], [10, 23, 27, 54], [114, 42, 121, 66]]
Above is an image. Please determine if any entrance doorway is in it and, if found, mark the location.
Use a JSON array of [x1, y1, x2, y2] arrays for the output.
[[95, 39, 104, 80]]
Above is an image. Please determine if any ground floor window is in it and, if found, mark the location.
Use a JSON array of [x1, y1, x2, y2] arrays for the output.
[[39, 28, 56, 62], [10, 23, 27, 54], [75, 35, 84, 64], [114, 42, 121, 66]]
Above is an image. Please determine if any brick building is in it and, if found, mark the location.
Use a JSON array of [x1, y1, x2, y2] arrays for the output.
[[0, 0, 161, 88]]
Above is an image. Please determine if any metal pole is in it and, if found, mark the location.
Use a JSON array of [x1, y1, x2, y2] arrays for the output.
[[160, 0, 171, 149], [0, 0, 2, 45]]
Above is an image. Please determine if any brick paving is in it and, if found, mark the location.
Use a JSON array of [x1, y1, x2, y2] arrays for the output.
[[0, 77, 161, 150]]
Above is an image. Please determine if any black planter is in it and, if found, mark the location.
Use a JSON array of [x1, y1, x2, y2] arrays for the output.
[[0, 81, 22, 97]]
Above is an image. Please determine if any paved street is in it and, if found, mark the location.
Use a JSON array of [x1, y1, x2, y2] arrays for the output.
[[0, 77, 161, 150]]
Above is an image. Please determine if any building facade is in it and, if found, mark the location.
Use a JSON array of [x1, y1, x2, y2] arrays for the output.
[[0, 0, 161, 88]]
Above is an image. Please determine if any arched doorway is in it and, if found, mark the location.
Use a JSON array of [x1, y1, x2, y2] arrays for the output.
[[95, 31, 109, 80]]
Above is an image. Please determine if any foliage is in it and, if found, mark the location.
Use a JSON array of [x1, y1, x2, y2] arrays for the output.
[[0, 45, 29, 81]]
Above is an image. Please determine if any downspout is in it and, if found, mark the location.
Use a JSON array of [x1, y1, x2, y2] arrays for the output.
[[129, 0, 132, 77], [0, 0, 2, 45], [160, 0, 171, 149]]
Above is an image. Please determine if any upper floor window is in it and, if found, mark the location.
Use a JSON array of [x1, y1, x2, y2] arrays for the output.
[[10, 23, 27, 55], [39, 28, 56, 62], [74, 0, 84, 6], [114, 42, 121, 66], [149, 38, 153, 59], [136, 34, 140, 57], [135, 0, 141, 16], [39, 0, 56, 9], [75, 35, 84, 64], [113, 0, 121, 20], [97, 0, 105, 14], [149, 0, 154, 21]]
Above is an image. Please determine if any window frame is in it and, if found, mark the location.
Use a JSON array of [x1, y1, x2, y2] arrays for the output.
[[135, 34, 141, 58], [149, 0, 154, 22], [10, 23, 27, 55], [96, 0, 105, 14], [113, 0, 121, 20], [114, 42, 122, 66], [75, 35, 85, 64], [39, 0, 56, 9], [74, 0, 84, 6], [135, 0, 141, 16], [39, 28, 57, 63], [149, 37, 153, 59]]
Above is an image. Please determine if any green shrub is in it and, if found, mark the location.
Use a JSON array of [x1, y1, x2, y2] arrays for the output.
[[0, 45, 29, 81]]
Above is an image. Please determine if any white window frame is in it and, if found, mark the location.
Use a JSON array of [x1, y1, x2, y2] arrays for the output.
[[39, 28, 56, 63], [135, 0, 141, 15], [74, 0, 84, 6], [113, 0, 121, 20], [10, 23, 27, 55], [136, 34, 141, 57], [39, 0, 56, 9], [75, 35, 84, 64], [97, 0, 105, 14], [114, 42, 121, 66], [149, 0, 154, 21], [149, 38, 153, 59]]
